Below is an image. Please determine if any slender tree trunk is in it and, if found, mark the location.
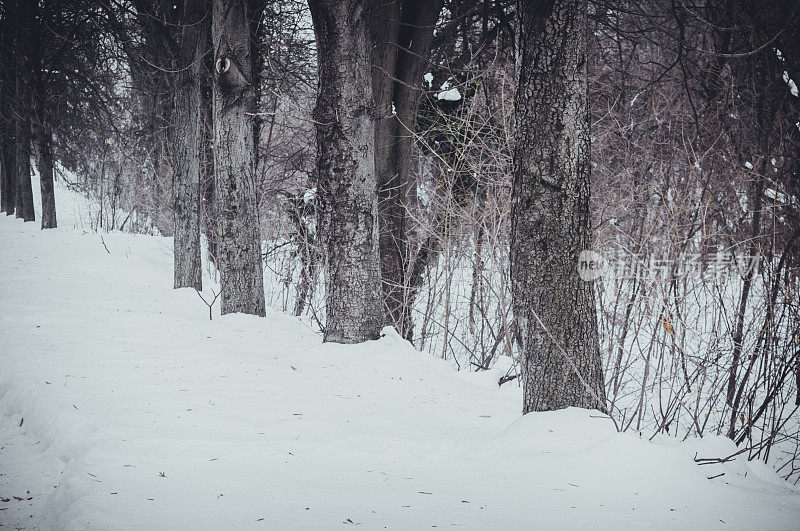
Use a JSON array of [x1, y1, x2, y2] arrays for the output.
[[13, 95, 34, 222], [173, 0, 208, 290], [30, 2, 55, 229], [34, 123, 56, 228], [511, 0, 606, 413], [247, 0, 266, 171], [0, 5, 16, 215], [0, 127, 14, 216], [212, 0, 265, 316], [308, 0, 383, 343], [370, 0, 442, 339]]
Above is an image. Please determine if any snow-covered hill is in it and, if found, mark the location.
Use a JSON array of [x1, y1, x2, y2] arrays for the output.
[[1, 178, 799, 530]]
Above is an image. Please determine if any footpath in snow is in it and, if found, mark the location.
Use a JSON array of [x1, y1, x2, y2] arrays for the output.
[[1, 179, 800, 530]]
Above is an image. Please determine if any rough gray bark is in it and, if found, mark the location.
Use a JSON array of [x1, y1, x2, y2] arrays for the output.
[[369, 0, 442, 339], [212, 0, 266, 316], [34, 123, 56, 228], [0, 127, 14, 216], [13, 88, 34, 223], [31, 1, 55, 229], [0, 4, 16, 215], [200, 22, 218, 268], [308, 0, 383, 343], [13, 0, 34, 223], [247, 0, 266, 170], [173, 0, 208, 290], [201, 87, 218, 267], [511, 0, 606, 413]]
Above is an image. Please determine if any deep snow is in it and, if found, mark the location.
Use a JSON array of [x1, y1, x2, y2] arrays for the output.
[[1, 177, 799, 530]]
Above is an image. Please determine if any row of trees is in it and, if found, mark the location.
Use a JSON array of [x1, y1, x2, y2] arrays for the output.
[[297, 0, 607, 409], [1, 1, 798, 469], [0, 0, 605, 411], [0, 0, 62, 227]]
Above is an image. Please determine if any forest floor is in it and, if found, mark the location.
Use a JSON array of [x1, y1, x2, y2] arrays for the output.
[[1, 178, 799, 530]]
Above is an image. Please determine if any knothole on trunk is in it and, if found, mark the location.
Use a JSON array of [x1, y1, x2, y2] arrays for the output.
[[215, 57, 231, 75]]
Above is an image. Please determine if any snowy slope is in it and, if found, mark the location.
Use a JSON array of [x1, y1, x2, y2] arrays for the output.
[[1, 178, 800, 530]]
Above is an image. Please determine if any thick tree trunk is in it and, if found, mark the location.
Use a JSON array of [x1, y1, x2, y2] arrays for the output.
[[35, 123, 56, 228], [511, 0, 606, 413], [13, 0, 34, 222], [173, 0, 208, 290], [308, 0, 383, 343], [212, 0, 266, 316], [370, 0, 442, 339], [0, 6, 15, 215]]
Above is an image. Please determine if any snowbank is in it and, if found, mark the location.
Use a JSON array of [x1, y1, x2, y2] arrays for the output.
[[1, 178, 799, 529]]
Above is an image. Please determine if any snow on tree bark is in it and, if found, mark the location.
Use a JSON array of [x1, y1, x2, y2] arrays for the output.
[[173, 0, 208, 290], [212, 0, 266, 316], [308, 0, 383, 343], [511, 0, 606, 412]]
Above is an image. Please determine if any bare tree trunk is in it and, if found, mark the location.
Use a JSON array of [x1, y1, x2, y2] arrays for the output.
[[202, 100, 218, 267], [511, 0, 606, 413], [0, 5, 16, 215], [308, 0, 383, 343], [369, 0, 442, 339], [34, 123, 56, 228], [286, 193, 318, 317], [30, 1, 55, 229], [0, 131, 14, 216], [173, 0, 208, 290], [13, 91, 34, 222], [247, 0, 266, 170], [201, 28, 218, 268], [212, 0, 266, 316], [13, 0, 34, 222], [202, 107, 218, 268]]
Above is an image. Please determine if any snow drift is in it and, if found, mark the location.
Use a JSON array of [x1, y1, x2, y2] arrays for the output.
[[1, 177, 799, 529]]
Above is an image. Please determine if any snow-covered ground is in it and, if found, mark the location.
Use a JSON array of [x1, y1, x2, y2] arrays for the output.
[[2, 178, 800, 530]]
